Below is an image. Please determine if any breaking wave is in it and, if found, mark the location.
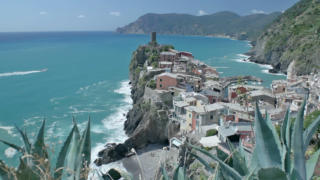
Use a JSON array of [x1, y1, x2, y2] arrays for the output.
[[91, 80, 132, 159]]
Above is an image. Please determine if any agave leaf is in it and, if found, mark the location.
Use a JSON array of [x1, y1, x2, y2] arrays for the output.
[[81, 119, 91, 166], [74, 120, 91, 180], [188, 144, 242, 180], [161, 164, 169, 180], [292, 100, 306, 180], [252, 102, 282, 169], [257, 167, 288, 180], [54, 124, 77, 180], [0, 139, 23, 153], [0, 160, 15, 180], [282, 144, 291, 174], [64, 121, 80, 180], [238, 139, 247, 161], [173, 166, 186, 180], [14, 125, 31, 154], [16, 158, 40, 180], [281, 109, 291, 148], [228, 139, 249, 176], [306, 148, 320, 180], [214, 166, 221, 180], [303, 115, 320, 152], [32, 120, 48, 159], [232, 150, 249, 176], [189, 151, 214, 173]]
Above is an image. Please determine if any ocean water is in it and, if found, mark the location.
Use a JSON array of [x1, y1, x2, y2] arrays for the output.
[[0, 32, 285, 166]]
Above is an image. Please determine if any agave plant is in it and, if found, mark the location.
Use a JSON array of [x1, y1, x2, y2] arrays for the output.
[[0, 118, 91, 180], [161, 100, 320, 180]]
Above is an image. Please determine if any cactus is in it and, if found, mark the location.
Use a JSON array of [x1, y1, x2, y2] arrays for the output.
[[161, 100, 320, 179], [0, 119, 91, 180]]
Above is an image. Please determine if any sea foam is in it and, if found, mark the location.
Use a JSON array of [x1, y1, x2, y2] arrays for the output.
[[90, 80, 132, 175], [91, 80, 132, 159]]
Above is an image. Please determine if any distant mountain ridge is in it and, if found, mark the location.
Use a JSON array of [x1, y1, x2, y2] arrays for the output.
[[117, 11, 281, 40], [249, 0, 320, 75]]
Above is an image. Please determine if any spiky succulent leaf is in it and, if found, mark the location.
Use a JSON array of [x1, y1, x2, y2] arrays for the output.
[[306, 148, 320, 180], [16, 158, 40, 180], [54, 124, 77, 180], [303, 115, 320, 152], [188, 144, 242, 180], [161, 164, 169, 180], [81, 119, 91, 166], [173, 166, 186, 180], [64, 122, 80, 180], [281, 109, 291, 148], [257, 168, 288, 180], [279, 109, 292, 173], [0, 139, 23, 153], [214, 166, 222, 180], [282, 144, 292, 174], [14, 126, 31, 154], [0, 160, 15, 180], [32, 120, 48, 159], [252, 103, 282, 169], [75, 120, 91, 180], [189, 152, 214, 173], [292, 100, 306, 180], [227, 139, 249, 176]]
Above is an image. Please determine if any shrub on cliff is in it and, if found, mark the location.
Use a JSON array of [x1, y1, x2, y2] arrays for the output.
[[205, 129, 218, 137]]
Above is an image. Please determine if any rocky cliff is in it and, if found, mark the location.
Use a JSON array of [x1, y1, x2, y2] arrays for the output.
[[249, 0, 320, 75], [95, 44, 179, 165], [117, 12, 280, 40]]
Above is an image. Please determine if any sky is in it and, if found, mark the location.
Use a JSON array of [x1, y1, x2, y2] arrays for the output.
[[0, 0, 299, 32]]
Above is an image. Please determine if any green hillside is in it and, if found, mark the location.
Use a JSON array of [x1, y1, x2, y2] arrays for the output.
[[117, 11, 280, 40], [250, 0, 320, 74]]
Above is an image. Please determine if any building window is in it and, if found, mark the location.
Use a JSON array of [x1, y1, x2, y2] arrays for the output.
[[160, 79, 162, 82], [160, 84, 162, 88], [189, 114, 191, 118], [210, 115, 213, 119]]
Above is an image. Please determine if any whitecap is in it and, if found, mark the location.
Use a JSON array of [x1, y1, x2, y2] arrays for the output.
[[261, 69, 286, 76], [258, 64, 273, 69], [0, 69, 47, 78], [0, 125, 15, 135], [4, 147, 17, 158]]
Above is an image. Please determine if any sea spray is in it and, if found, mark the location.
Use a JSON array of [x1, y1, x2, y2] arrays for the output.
[[90, 80, 132, 176]]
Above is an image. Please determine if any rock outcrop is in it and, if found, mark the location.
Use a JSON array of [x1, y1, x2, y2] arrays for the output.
[[95, 44, 179, 165]]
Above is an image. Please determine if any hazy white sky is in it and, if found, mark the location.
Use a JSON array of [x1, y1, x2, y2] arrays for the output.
[[0, 0, 298, 32]]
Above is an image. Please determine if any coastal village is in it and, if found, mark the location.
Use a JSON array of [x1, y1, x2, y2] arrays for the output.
[[94, 32, 320, 179], [130, 32, 320, 174]]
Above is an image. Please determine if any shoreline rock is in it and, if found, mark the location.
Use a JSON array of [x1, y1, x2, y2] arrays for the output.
[[95, 44, 180, 166]]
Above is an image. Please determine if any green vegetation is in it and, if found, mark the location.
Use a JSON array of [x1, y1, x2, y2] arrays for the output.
[[0, 119, 93, 180], [205, 129, 218, 137], [161, 101, 320, 179], [256, 0, 320, 74], [160, 45, 174, 52], [148, 79, 156, 89], [151, 61, 158, 68], [117, 11, 281, 40]]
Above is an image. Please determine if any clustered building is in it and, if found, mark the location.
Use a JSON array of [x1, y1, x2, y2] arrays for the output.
[[145, 34, 320, 154]]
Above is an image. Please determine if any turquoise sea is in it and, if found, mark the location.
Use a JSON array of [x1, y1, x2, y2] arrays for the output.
[[0, 32, 285, 165]]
